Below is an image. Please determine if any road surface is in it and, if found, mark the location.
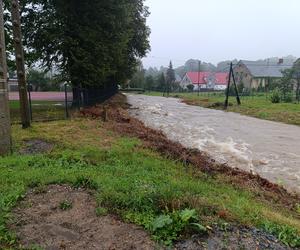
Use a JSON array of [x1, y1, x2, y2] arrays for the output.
[[127, 94, 300, 194]]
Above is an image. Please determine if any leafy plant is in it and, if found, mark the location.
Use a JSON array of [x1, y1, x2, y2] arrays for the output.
[[270, 88, 281, 103], [263, 221, 300, 247], [59, 200, 73, 211], [149, 209, 206, 245]]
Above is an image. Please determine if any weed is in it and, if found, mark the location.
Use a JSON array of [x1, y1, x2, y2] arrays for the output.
[[263, 221, 300, 247], [73, 176, 98, 190], [149, 209, 206, 245], [59, 200, 73, 211], [95, 207, 108, 217]]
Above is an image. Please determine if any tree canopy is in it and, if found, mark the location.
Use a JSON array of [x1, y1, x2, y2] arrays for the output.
[[3, 0, 150, 88]]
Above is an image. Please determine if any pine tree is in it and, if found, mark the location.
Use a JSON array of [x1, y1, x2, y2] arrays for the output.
[[166, 61, 175, 94]]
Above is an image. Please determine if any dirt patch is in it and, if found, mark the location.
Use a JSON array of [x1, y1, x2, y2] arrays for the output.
[[10, 185, 155, 250], [80, 94, 300, 211], [19, 139, 54, 155], [175, 225, 292, 250]]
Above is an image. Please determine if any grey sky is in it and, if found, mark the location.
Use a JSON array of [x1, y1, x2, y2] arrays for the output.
[[142, 0, 300, 68]]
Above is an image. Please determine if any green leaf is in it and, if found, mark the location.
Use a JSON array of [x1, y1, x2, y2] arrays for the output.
[[179, 209, 197, 222], [151, 215, 173, 231], [190, 223, 207, 233]]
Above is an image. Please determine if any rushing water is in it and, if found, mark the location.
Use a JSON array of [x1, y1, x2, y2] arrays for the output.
[[127, 94, 300, 194]]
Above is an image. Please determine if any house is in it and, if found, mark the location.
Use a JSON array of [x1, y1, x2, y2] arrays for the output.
[[180, 72, 228, 91], [233, 60, 293, 89]]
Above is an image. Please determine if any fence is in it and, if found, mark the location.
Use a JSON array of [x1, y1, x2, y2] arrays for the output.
[[9, 83, 118, 124]]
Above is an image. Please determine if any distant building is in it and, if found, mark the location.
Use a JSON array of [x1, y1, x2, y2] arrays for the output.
[[233, 60, 293, 89], [180, 72, 228, 91], [7, 78, 18, 92]]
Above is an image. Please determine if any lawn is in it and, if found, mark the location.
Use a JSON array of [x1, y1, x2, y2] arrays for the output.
[[0, 118, 299, 248], [146, 91, 300, 126], [9, 100, 67, 123]]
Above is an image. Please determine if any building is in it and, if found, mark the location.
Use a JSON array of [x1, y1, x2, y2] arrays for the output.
[[7, 78, 18, 92], [180, 72, 228, 91], [233, 60, 293, 89]]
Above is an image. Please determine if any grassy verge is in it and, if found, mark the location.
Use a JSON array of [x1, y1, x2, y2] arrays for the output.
[[0, 118, 300, 248], [9, 100, 66, 123], [146, 91, 300, 126]]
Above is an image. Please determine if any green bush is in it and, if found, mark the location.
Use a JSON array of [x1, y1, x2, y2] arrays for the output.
[[282, 92, 293, 103], [270, 88, 281, 103]]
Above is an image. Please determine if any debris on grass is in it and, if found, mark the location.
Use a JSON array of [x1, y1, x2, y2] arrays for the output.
[[19, 139, 53, 155]]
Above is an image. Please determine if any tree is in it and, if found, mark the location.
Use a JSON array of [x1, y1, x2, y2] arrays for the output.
[[145, 75, 154, 91], [156, 73, 166, 92], [129, 61, 145, 89], [166, 61, 175, 94], [279, 69, 294, 102], [293, 59, 300, 102], [27, 69, 53, 91], [3, 0, 150, 104]]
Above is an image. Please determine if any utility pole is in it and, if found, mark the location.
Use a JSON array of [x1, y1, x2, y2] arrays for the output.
[[224, 62, 241, 109], [0, 0, 11, 155], [11, 0, 30, 128]]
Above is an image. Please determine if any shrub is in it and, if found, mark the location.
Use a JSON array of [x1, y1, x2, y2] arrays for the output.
[[282, 92, 293, 103], [270, 88, 281, 103]]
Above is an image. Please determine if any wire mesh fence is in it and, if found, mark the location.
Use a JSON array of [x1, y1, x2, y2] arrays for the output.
[[9, 83, 118, 124]]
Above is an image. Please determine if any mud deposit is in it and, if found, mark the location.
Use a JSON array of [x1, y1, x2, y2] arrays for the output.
[[10, 185, 154, 250], [10, 185, 292, 250]]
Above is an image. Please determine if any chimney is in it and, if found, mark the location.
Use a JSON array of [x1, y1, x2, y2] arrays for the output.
[[278, 58, 284, 64]]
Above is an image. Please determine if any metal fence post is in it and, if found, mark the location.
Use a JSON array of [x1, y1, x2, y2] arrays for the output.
[[64, 83, 69, 119], [27, 84, 32, 121]]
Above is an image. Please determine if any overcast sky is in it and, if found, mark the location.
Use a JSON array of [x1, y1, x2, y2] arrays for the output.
[[142, 0, 300, 68]]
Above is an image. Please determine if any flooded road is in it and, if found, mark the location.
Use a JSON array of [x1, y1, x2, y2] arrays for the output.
[[127, 94, 300, 194]]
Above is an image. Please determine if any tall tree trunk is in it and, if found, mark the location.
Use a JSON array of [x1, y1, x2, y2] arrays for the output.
[[0, 0, 11, 155]]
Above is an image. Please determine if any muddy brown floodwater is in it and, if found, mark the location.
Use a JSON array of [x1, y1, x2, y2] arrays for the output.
[[127, 94, 300, 194]]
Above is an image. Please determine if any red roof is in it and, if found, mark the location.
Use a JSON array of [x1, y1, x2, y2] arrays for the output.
[[186, 72, 210, 84], [186, 72, 228, 85], [215, 73, 228, 85]]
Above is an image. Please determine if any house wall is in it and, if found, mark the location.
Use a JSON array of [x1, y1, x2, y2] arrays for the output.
[[252, 78, 267, 89], [233, 64, 253, 89], [180, 75, 192, 88], [214, 85, 227, 91]]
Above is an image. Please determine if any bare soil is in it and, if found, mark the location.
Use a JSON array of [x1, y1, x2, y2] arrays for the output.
[[10, 185, 155, 250], [20, 139, 54, 155], [80, 94, 300, 211], [175, 225, 292, 250], [10, 185, 292, 250]]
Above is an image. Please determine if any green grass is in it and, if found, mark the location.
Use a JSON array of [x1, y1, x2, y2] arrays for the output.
[[9, 100, 66, 123], [0, 119, 299, 248], [146, 91, 300, 126]]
